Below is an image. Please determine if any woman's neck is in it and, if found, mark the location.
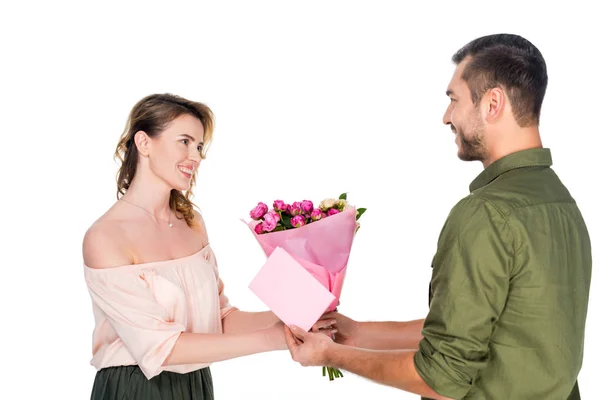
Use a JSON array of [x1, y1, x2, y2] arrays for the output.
[[122, 169, 173, 219]]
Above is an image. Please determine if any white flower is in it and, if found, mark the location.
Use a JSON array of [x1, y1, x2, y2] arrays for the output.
[[336, 199, 348, 210], [319, 198, 337, 210]]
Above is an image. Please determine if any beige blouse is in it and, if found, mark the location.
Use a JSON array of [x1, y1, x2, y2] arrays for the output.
[[83, 244, 237, 380]]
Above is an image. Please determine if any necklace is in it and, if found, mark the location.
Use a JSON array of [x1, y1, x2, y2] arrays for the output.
[[120, 198, 173, 227]]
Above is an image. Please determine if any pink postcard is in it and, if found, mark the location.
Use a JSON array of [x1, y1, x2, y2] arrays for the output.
[[249, 246, 336, 331]]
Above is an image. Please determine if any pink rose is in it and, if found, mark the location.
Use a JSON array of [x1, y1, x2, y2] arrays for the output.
[[289, 202, 303, 216], [263, 212, 278, 232], [327, 208, 340, 216], [273, 200, 287, 212], [267, 210, 280, 222], [250, 202, 268, 220], [310, 208, 324, 221], [301, 200, 313, 213], [254, 223, 264, 234], [291, 215, 306, 228]]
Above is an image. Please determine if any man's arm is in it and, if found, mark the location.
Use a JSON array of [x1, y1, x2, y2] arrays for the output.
[[413, 196, 512, 398], [286, 326, 452, 399], [287, 196, 512, 399], [354, 319, 424, 350], [326, 345, 452, 399], [331, 314, 424, 350]]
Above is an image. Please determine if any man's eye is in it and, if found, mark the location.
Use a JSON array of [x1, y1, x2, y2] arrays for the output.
[[181, 139, 188, 145]]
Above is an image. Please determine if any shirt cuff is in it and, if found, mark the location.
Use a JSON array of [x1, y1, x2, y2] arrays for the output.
[[413, 344, 473, 399]]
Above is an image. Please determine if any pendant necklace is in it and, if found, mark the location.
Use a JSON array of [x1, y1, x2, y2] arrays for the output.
[[120, 198, 173, 228]]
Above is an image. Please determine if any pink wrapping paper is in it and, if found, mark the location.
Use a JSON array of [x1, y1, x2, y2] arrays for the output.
[[246, 207, 357, 312]]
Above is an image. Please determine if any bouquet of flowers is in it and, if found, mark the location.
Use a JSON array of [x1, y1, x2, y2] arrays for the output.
[[245, 193, 366, 380]]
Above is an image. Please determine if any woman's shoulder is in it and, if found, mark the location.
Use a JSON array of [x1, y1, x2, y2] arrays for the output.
[[186, 208, 211, 249], [83, 209, 133, 269], [191, 208, 207, 233]]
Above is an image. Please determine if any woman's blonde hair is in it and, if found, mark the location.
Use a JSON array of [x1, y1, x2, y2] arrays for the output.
[[114, 93, 214, 228]]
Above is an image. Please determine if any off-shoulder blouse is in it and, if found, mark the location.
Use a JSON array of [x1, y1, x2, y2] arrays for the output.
[[83, 244, 237, 380]]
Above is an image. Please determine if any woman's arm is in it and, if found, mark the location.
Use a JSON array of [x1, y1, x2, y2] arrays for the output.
[[222, 310, 280, 334], [164, 322, 285, 366]]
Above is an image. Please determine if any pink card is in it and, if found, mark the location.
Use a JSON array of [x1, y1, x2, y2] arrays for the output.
[[249, 246, 336, 332]]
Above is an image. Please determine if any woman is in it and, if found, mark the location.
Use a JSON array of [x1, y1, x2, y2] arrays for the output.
[[82, 93, 318, 399]]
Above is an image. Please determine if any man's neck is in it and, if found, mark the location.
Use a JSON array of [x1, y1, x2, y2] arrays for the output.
[[483, 127, 542, 168]]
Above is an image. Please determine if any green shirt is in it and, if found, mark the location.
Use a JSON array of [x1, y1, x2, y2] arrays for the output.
[[414, 148, 592, 399]]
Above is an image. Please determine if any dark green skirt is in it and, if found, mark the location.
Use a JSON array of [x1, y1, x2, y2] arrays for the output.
[[91, 365, 214, 400]]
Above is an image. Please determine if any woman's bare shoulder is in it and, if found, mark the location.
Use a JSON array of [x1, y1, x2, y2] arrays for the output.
[[82, 211, 133, 269], [192, 208, 207, 231], [191, 208, 211, 244]]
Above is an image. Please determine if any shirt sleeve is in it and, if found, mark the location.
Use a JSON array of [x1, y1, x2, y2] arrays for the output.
[[211, 259, 238, 320], [85, 271, 187, 380], [414, 195, 513, 399], [216, 275, 238, 319]]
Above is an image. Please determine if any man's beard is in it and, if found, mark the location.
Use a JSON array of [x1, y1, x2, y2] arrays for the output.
[[454, 114, 486, 162]]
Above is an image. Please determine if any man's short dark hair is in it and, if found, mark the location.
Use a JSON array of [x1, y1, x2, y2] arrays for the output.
[[452, 34, 548, 127]]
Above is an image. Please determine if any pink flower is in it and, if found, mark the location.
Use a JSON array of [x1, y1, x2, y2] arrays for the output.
[[273, 200, 287, 212], [291, 215, 306, 228], [267, 210, 280, 222], [289, 202, 303, 216], [263, 212, 278, 232], [327, 208, 340, 216], [301, 200, 314, 213], [254, 223, 264, 234], [250, 202, 268, 220], [311, 208, 324, 221]]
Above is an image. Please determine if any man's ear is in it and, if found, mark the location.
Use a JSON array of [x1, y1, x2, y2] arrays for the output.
[[483, 87, 505, 123]]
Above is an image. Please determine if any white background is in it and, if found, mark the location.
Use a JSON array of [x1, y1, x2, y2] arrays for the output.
[[2, 1, 598, 399]]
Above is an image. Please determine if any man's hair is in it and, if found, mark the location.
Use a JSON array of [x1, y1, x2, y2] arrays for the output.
[[452, 33, 548, 126]]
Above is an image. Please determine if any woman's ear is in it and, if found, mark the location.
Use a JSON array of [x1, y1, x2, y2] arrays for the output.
[[134, 131, 151, 157]]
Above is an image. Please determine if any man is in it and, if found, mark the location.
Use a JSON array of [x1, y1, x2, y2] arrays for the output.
[[284, 33, 592, 399]]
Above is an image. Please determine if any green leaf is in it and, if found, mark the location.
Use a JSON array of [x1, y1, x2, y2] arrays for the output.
[[339, 192, 347, 200], [272, 225, 285, 232], [281, 215, 293, 229], [356, 207, 367, 220]]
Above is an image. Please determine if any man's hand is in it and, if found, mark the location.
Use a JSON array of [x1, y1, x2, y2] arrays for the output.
[[315, 311, 358, 346], [310, 315, 338, 338], [284, 325, 335, 367], [285, 324, 450, 400]]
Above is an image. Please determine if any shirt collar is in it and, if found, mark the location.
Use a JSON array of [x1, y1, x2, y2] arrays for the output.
[[469, 147, 553, 192]]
